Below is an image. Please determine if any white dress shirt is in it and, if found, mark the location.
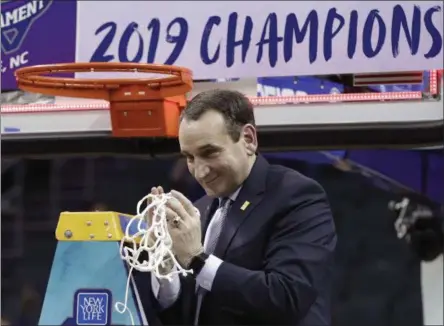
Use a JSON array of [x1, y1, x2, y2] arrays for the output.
[[151, 188, 241, 309]]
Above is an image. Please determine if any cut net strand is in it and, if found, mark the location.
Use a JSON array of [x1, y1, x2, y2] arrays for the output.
[[115, 192, 194, 325]]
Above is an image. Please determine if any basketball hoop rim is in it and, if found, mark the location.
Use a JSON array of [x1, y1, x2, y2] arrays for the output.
[[14, 62, 194, 101], [14, 62, 194, 138], [15, 62, 193, 88]]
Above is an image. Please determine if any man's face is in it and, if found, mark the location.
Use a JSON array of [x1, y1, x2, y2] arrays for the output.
[[179, 110, 256, 197]]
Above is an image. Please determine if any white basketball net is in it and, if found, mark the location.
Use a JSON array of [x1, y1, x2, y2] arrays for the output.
[[115, 193, 194, 325]]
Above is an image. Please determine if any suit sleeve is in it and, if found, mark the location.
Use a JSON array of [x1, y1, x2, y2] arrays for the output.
[[211, 177, 337, 324], [156, 275, 191, 325]]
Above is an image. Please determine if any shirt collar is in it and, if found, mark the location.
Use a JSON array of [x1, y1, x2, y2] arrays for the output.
[[218, 186, 242, 205]]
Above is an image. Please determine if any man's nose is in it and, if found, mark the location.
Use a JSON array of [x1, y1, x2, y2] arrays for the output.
[[194, 160, 210, 180]]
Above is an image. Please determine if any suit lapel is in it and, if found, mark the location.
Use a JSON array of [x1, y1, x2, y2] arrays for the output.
[[213, 155, 269, 258]]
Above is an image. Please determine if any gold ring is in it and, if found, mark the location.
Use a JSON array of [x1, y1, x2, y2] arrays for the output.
[[172, 216, 180, 227]]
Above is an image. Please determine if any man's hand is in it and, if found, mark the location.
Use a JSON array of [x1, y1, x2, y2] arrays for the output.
[[165, 190, 204, 268]]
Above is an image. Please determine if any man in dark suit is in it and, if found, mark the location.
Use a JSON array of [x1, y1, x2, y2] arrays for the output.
[[150, 89, 337, 325]]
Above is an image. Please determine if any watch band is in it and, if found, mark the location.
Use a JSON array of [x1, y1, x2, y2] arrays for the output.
[[188, 252, 209, 277]]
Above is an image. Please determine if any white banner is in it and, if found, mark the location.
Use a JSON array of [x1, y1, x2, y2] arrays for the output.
[[76, 1, 443, 79]]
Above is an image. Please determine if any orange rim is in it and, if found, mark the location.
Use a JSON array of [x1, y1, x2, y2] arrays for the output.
[[15, 62, 193, 94]]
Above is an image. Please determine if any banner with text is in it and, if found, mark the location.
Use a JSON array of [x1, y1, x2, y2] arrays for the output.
[[76, 1, 444, 79], [1, 0, 77, 91]]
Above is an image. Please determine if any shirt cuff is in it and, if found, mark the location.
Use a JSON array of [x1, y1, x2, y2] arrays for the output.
[[195, 254, 223, 291], [151, 268, 181, 309]]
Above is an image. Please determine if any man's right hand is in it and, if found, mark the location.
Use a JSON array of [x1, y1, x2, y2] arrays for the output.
[[146, 186, 175, 275]]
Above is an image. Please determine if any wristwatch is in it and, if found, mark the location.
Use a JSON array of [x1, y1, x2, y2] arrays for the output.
[[188, 252, 209, 277]]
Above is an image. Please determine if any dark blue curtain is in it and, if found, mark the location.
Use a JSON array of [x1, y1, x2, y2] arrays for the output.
[[267, 149, 443, 204]]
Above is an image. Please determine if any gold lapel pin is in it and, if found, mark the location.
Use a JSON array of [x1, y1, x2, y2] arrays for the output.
[[240, 201, 250, 211]]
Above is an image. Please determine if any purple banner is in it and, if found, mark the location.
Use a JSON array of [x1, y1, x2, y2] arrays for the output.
[[1, 0, 76, 91]]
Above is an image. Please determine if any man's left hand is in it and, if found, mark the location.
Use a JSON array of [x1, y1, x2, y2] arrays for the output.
[[166, 190, 204, 267]]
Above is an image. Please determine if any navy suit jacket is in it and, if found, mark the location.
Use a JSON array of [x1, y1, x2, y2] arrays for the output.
[[137, 154, 337, 325]]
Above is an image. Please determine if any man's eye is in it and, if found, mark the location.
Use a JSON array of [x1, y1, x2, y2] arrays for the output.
[[203, 150, 218, 158]]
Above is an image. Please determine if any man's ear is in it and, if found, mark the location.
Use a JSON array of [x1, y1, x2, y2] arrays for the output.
[[242, 124, 258, 155]]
